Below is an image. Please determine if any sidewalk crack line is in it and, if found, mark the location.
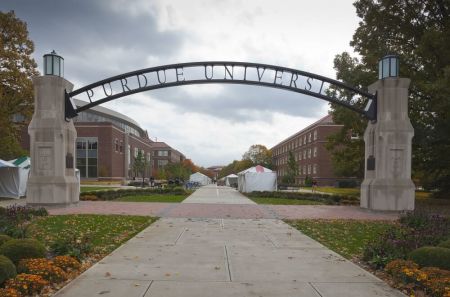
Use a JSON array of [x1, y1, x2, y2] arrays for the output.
[[224, 245, 232, 282]]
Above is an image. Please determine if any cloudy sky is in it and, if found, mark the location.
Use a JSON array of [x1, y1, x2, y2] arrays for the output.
[[1, 0, 360, 167]]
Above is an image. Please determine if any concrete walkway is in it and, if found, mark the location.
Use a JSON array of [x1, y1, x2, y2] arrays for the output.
[[183, 184, 256, 204], [55, 187, 404, 297]]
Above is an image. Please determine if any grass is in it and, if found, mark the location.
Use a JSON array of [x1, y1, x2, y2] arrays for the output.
[[286, 219, 394, 259], [80, 186, 119, 193], [313, 187, 360, 196], [115, 194, 188, 203], [249, 197, 324, 205], [27, 214, 157, 255]]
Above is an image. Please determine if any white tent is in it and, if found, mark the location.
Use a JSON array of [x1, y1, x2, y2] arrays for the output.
[[225, 174, 238, 187], [0, 157, 30, 199], [237, 165, 277, 193], [189, 172, 212, 186]]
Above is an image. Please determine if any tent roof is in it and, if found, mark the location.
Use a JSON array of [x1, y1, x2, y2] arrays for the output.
[[190, 172, 210, 178], [10, 156, 30, 169], [0, 159, 17, 168], [238, 165, 272, 174], [226, 174, 238, 178]]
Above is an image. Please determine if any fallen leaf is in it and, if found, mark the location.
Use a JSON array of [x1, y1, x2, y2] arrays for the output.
[[105, 272, 111, 277], [98, 290, 110, 295]]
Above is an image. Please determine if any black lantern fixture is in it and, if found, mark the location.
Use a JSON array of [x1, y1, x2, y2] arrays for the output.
[[378, 55, 399, 79], [43, 50, 64, 77]]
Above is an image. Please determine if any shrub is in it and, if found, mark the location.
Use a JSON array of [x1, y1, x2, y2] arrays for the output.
[[80, 187, 187, 201], [364, 212, 450, 268], [4, 273, 48, 296], [18, 258, 67, 282], [53, 255, 81, 272], [437, 238, 450, 248], [49, 231, 92, 260], [0, 288, 21, 297], [0, 256, 16, 285], [171, 186, 186, 195], [409, 246, 450, 270], [0, 235, 12, 246], [0, 239, 46, 265], [4, 205, 48, 221], [80, 194, 98, 201]]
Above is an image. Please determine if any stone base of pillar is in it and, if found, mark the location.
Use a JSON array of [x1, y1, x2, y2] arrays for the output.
[[361, 179, 415, 211], [27, 176, 79, 206]]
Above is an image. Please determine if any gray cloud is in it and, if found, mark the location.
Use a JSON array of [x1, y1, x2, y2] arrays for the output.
[[148, 85, 327, 122], [1, 0, 185, 85]]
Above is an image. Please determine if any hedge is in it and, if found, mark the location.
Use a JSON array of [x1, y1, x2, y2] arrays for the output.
[[243, 191, 359, 205], [80, 186, 188, 201]]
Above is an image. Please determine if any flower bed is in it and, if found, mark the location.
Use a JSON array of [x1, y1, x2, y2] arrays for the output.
[[385, 259, 450, 297]]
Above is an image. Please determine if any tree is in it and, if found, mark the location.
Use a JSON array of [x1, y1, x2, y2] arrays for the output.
[[328, 0, 450, 196], [164, 162, 191, 181], [242, 144, 273, 169], [132, 151, 147, 186], [281, 151, 298, 185], [0, 11, 39, 159]]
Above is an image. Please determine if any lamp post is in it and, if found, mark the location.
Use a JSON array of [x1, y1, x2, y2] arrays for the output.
[[43, 50, 64, 77], [378, 55, 399, 79]]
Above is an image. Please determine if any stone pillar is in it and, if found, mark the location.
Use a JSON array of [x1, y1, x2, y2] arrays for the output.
[[361, 78, 415, 211], [27, 76, 79, 206]]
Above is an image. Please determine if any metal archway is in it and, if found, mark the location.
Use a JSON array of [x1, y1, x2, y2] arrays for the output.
[[65, 61, 376, 120]]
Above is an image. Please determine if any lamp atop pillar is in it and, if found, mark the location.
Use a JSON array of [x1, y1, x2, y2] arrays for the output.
[[378, 55, 399, 79], [43, 50, 64, 77]]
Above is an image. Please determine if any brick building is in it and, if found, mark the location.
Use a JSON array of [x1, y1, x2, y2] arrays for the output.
[[151, 141, 186, 176], [21, 99, 186, 181], [271, 114, 345, 186]]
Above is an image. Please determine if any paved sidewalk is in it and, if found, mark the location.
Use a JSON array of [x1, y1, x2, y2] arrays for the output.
[[55, 217, 404, 297], [183, 184, 256, 204], [53, 186, 404, 297]]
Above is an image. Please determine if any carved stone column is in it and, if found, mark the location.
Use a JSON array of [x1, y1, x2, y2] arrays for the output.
[[27, 76, 79, 206], [360, 78, 415, 211]]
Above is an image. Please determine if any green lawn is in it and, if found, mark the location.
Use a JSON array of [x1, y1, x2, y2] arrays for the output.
[[286, 219, 394, 259], [80, 186, 120, 193], [27, 214, 156, 255], [115, 194, 188, 203], [250, 197, 324, 205]]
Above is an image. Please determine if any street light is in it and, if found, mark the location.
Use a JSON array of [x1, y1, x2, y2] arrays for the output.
[[378, 55, 399, 79], [43, 50, 64, 77]]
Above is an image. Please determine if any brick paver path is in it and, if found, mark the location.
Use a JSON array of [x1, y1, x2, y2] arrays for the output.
[[48, 185, 399, 221]]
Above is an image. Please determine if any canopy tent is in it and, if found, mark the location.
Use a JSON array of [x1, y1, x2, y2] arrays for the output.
[[0, 157, 30, 199], [189, 172, 212, 186], [237, 165, 277, 193], [224, 174, 238, 187]]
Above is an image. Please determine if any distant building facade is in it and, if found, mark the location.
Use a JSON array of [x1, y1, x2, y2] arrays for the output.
[[271, 114, 347, 186], [21, 99, 186, 181], [151, 141, 186, 176]]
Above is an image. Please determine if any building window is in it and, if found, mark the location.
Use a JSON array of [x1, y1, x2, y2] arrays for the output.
[[308, 148, 311, 158], [303, 150, 306, 159], [299, 153, 302, 160], [147, 152, 151, 162], [114, 139, 119, 152], [308, 133, 312, 142], [158, 150, 169, 157], [119, 141, 123, 153], [308, 165, 311, 174], [303, 136, 306, 144], [134, 147, 139, 158], [127, 145, 131, 167], [157, 159, 168, 168], [76, 137, 98, 178], [303, 166, 306, 174], [313, 147, 317, 157], [313, 164, 317, 174], [314, 130, 318, 140]]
